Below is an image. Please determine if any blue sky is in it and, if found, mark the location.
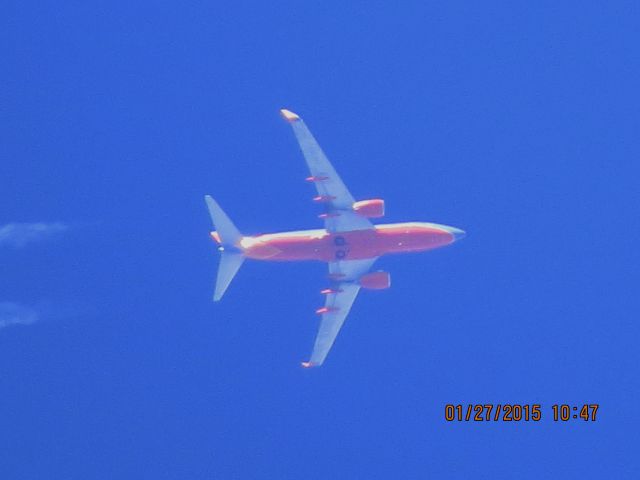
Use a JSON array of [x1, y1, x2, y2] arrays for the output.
[[2, 1, 639, 478]]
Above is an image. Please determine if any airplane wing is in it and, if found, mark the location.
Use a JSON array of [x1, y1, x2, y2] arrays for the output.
[[303, 258, 378, 367], [281, 109, 374, 233]]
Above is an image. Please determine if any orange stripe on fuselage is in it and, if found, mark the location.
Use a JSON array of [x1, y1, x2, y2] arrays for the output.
[[241, 223, 455, 262]]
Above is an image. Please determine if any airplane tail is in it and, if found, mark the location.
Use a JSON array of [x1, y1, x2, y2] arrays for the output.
[[204, 195, 245, 301]]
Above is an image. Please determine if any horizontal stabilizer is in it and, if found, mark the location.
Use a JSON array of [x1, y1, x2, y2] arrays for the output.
[[214, 252, 245, 301], [205, 195, 242, 247]]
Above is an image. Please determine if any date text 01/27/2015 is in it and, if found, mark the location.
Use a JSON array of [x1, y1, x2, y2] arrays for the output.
[[444, 404, 599, 422]]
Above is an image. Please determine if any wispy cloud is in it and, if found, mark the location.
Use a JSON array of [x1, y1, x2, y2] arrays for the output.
[[0, 222, 68, 248], [0, 302, 38, 329]]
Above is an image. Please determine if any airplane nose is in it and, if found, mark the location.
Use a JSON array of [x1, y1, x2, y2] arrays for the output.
[[452, 227, 466, 241], [442, 226, 466, 241]]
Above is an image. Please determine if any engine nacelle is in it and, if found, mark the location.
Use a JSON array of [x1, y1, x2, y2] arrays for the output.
[[359, 271, 391, 290], [353, 199, 385, 218]]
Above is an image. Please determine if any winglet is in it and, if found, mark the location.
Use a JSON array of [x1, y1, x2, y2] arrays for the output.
[[280, 108, 300, 122], [301, 361, 316, 368]]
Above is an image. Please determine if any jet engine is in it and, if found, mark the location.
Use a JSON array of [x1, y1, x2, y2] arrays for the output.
[[352, 199, 385, 218], [359, 271, 391, 290]]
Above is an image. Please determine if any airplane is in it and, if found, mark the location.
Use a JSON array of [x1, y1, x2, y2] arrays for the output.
[[205, 109, 466, 368]]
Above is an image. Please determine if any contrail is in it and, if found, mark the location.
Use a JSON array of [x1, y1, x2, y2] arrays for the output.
[[0, 302, 38, 329], [0, 222, 68, 248]]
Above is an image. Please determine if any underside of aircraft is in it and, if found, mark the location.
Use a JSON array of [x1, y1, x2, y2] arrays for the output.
[[206, 109, 465, 367]]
